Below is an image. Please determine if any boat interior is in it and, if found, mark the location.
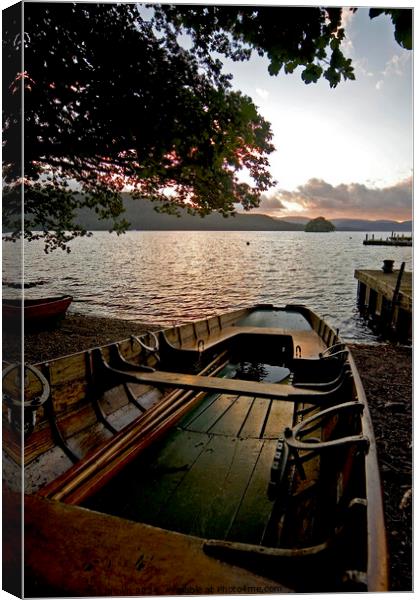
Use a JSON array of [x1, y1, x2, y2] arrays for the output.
[[2, 304, 385, 593]]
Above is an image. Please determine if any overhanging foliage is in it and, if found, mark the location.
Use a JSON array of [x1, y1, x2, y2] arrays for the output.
[[2, 4, 412, 251]]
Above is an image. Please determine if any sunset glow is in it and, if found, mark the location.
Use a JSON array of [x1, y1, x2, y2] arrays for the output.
[[246, 175, 413, 222], [228, 7, 412, 222]]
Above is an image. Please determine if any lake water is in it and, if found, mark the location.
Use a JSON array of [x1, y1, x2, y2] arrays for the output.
[[2, 230, 412, 343]]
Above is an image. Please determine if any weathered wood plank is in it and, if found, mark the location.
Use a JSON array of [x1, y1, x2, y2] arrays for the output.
[[85, 430, 212, 525], [20, 424, 55, 464], [50, 380, 88, 414], [24, 494, 288, 597], [100, 384, 131, 414], [57, 403, 98, 438], [227, 439, 277, 544], [355, 269, 412, 312], [66, 421, 113, 458], [106, 402, 143, 432], [156, 435, 250, 538], [263, 399, 295, 439], [124, 370, 323, 400], [200, 438, 264, 540], [209, 396, 254, 437], [238, 397, 271, 439], [48, 352, 87, 386], [179, 393, 221, 429], [25, 446, 74, 493], [184, 394, 238, 433]]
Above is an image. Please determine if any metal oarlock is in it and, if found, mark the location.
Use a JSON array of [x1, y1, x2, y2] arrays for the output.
[[2, 363, 51, 437]]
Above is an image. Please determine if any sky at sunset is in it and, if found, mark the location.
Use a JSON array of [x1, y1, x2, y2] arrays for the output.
[[3, 0, 412, 223], [225, 4, 413, 221]]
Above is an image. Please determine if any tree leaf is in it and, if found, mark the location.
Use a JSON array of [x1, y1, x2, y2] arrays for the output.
[[301, 63, 323, 84]]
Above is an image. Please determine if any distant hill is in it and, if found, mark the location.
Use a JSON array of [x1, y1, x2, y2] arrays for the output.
[[74, 195, 305, 231], [304, 217, 335, 232], [277, 216, 310, 224], [7, 193, 411, 233], [277, 216, 412, 232], [331, 218, 412, 231]]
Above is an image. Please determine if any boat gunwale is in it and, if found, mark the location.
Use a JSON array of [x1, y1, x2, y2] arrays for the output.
[[2, 294, 74, 322], [3, 294, 73, 308], [20, 303, 317, 367]]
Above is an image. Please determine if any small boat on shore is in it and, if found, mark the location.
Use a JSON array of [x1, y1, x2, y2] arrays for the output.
[[2, 295, 73, 324], [2, 304, 388, 595]]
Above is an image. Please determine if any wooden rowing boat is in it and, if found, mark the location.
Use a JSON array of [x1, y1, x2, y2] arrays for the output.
[[2, 304, 388, 595], [2, 295, 73, 323]]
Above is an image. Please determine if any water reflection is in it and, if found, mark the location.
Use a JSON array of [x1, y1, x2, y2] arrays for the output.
[[2, 230, 412, 343], [233, 362, 290, 383]]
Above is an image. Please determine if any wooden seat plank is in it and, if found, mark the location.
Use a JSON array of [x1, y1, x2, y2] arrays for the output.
[[128, 370, 323, 400]]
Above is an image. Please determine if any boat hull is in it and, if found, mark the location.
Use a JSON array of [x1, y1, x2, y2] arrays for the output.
[[2, 303, 388, 593], [2, 295, 73, 323]]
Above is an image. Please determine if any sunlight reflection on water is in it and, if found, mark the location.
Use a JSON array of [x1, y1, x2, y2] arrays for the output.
[[3, 230, 412, 342]]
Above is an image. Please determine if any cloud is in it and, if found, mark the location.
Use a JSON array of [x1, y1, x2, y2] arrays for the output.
[[339, 8, 356, 53], [255, 177, 412, 220], [257, 193, 286, 211], [382, 53, 411, 77], [255, 88, 269, 100], [376, 53, 411, 89], [353, 58, 374, 78], [340, 7, 356, 29]]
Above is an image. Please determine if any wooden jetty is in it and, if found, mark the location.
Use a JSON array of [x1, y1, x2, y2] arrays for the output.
[[363, 233, 412, 247], [354, 261, 412, 341]]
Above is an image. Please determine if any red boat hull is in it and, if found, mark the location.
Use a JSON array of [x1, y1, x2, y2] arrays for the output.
[[2, 295, 73, 322]]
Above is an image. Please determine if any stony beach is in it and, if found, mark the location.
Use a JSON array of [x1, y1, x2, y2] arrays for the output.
[[3, 311, 412, 591]]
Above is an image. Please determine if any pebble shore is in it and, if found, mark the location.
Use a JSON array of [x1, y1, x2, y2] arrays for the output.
[[2, 311, 412, 591]]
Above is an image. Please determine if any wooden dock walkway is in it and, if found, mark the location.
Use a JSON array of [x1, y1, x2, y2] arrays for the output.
[[354, 263, 412, 341], [363, 234, 412, 247]]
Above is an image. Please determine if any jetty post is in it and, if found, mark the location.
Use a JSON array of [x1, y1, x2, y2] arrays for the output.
[[355, 261, 412, 342]]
